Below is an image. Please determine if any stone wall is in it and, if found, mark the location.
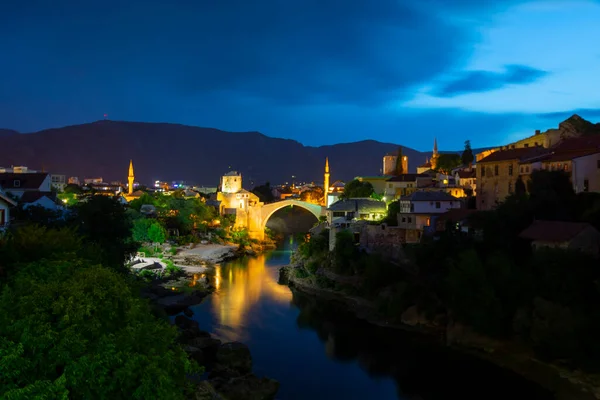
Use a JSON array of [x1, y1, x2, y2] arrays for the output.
[[359, 224, 408, 263]]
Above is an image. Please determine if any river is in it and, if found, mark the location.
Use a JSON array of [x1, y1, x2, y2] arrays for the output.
[[189, 236, 553, 400]]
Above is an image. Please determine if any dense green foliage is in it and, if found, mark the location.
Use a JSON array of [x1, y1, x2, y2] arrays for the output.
[[382, 200, 399, 226], [295, 169, 600, 371], [0, 221, 198, 398], [340, 179, 374, 199], [435, 153, 462, 174]]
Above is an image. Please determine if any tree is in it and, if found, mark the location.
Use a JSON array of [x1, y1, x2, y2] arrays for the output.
[[148, 221, 167, 250], [382, 200, 399, 226], [394, 147, 404, 175], [72, 196, 137, 271], [300, 186, 324, 204], [461, 140, 474, 167], [0, 264, 196, 399], [251, 182, 275, 203], [132, 218, 153, 242], [527, 170, 575, 221], [435, 154, 462, 174], [340, 179, 374, 199]]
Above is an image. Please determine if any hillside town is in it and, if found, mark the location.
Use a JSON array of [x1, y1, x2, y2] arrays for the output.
[[3, 114, 599, 254]]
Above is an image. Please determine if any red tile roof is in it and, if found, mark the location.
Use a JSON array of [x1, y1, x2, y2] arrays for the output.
[[519, 220, 595, 243], [478, 147, 549, 163], [0, 173, 49, 190]]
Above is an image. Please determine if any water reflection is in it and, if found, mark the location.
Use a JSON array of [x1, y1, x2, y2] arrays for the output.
[[208, 254, 292, 342], [291, 289, 553, 400]]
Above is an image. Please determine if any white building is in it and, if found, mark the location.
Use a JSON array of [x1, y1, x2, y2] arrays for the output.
[[398, 191, 462, 242], [51, 174, 67, 192], [0, 187, 17, 232]]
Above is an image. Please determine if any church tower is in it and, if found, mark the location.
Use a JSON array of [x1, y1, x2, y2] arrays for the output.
[[323, 157, 330, 206], [430, 138, 439, 170], [128, 159, 135, 195]]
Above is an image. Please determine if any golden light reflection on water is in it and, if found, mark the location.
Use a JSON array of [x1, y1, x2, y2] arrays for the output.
[[210, 254, 293, 342]]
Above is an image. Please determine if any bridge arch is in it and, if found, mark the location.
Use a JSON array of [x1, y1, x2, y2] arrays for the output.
[[251, 199, 325, 240]]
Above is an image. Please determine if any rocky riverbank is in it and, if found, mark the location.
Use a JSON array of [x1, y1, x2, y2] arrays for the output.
[[280, 265, 600, 400], [142, 269, 279, 399]]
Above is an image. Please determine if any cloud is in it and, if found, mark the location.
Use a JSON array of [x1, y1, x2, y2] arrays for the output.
[[433, 65, 547, 97], [535, 108, 600, 121]]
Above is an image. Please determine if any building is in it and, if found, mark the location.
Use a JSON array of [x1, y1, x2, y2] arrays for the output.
[[398, 191, 461, 243], [476, 147, 548, 210], [216, 172, 262, 229], [435, 208, 477, 234], [519, 220, 600, 256], [21, 192, 63, 211], [383, 152, 408, 175], [326, 198, 387, 225], [51, 174, 67, 192], [326, 198, 387, 251], [357, 175, 392, 197], [84, 177, 103, 184], [0, 172, 52, 199], [454, 169, 477, 195], [327, 180, 345, 206], [323, 157, 330, 206], [0, 187, 17, 232], [416, 139, 440, 174], [68, 176, 80, 185], [384, 174, 433, 199]]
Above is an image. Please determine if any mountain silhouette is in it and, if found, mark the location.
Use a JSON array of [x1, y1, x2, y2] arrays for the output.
[[0, 120, 445, 187]]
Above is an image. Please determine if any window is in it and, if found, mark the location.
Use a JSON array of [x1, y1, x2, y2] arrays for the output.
[[13, 180, 20, 187], [239, 200, 244, 209], [410, 203, 414, 212], [520, 166, 524, 173], [494, 165, 499, 176], [508, 164, 513, 176], [435, 201, 440, 209], [564, 164, 569, 171], [425, 217, 430, 226], [408, 217, 412, 223], [333, 211, 345, 217], [401, 217, 406, 222], [584, 179, 589, 192], [597, 160, 600, 169], [0, 209, 4, 225], [526, 166, 530, 173], [508, 181, 513, 193], [388, 183, 393, 188], [524, 143, 529, 148], [481, 165, 485, 177]]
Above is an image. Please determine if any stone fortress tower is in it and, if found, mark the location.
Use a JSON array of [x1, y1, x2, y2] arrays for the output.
[[382, 151, 408, 175]]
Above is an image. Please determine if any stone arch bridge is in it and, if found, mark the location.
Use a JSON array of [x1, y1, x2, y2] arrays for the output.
[[246, 199, 326, 240]]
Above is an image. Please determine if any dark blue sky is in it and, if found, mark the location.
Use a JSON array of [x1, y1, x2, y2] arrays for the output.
[[1, 0, 599, 151]]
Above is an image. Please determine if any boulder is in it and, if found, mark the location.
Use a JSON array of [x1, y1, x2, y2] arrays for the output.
[[211, 375, 279, 400], [213, 342, 253, 377], [193, 381, 223, 400], [184, 345, 205, 365], [183, 308, 194, 317], [189, 337, 222, 362], [174, 315, 199, 331], [278, 267, 289, 285]]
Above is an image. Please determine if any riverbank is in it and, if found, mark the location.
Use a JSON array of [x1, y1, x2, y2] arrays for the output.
[[142, 269, 280, 399], [280, 265, 600, 400]]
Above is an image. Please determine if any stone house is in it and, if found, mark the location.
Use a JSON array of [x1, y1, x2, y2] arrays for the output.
[[398, 191, 461, 243], [454, 169, 476, 195], [519, 220, 600, 256], [476, 147, 548, 210], [384, 173, 433, 200]]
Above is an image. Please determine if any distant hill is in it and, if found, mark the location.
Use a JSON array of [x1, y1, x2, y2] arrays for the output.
[[0, 120, 437, 187], [0, 129, 19, 138]]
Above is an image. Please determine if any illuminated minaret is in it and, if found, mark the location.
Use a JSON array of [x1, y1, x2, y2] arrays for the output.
[[128, 159, 135, 195], [431, 138, 439, 170], [323, 157, 330, 206]]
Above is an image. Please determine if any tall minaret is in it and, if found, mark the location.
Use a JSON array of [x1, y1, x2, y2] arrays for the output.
[[128, 159, 135, 195], [431, 138, 439, 170], [323, 157, 330, 206]]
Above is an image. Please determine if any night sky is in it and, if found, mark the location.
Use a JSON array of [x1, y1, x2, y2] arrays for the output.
[[2, 1, 599, 150]]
